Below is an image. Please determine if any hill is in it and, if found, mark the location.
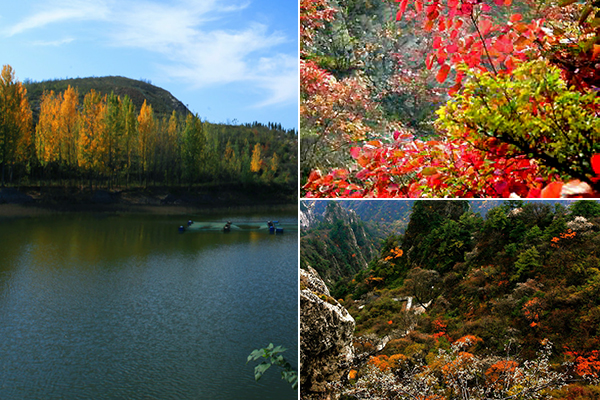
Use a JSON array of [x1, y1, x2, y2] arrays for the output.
[[301, 199, 600, 400], [25, 76, 190, 121]]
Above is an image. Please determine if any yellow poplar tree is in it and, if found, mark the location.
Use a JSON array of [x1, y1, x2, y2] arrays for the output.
[[270, 152, 279, 173], [59, 85, 79, 170], [78, 89, 107, 176], [0, 65, 32, 185], [166, 111, 180, 182], [137, 100, 156, 184], [250, 143, 262, 173], [36, 90, 61, 165]]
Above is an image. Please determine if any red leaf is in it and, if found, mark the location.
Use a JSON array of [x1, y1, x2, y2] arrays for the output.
[[446, 43, 459, 53], [396, 0, 409, 20], [426, 53, 435, 69], [541, 181, 563, 198], [433, 36, 442, 49], [592, 154, 600, 175], [415, 0, 423, 12], [436, 64, 451, 83], [505, 56, 516, 72], [480, 19, 493, 36], [307, 170, 322, 183], [510, 13, 522, 22]]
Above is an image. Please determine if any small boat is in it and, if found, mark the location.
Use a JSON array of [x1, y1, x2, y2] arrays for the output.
[[223, 221, 232, 232], [267, 220, 283, 234]]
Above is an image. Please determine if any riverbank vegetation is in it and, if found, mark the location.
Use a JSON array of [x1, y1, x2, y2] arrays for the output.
[[0, 65, 297, 202], [301, 200, 600, 398], [301, 0, 599, 197]]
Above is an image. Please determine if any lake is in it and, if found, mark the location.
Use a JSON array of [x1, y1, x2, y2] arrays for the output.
[[0, 209, 298, 399]]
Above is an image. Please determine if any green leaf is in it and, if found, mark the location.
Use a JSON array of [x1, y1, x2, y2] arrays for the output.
[[254, 362, 271, 381], [558, 0, 578, 6]]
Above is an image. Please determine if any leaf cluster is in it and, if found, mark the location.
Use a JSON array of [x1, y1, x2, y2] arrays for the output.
[[247, 343, 298, 390]]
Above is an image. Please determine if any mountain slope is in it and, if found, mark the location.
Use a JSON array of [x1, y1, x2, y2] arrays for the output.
[[301, 202, 379, 285], [25, 76, 190, 120]]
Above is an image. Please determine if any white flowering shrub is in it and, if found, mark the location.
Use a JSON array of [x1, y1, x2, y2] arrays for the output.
[[338, 337, 567, 400]]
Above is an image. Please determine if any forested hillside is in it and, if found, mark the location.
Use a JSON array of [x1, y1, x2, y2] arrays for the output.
[[301, 0, 599, 197], [301, 200, 600, 399], [0, 65, 296, 202], [301, 201, 380, 285], [25, 76, 190, 121]]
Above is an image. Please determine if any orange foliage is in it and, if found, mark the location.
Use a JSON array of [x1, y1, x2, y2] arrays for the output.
[[368, 353, 408, 372], [348, 369, 358, 380], [565, 350, 600, 379], [523, 298, 542, 327], [440, 351, 475, 377], [485, 360, 520, 390], [384, 247, 404, 261], [454, 335, 483, 348], [551, 229, 577, 248]]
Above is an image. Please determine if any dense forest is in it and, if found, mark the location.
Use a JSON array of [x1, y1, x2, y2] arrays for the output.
[[301, 0, 599, 197], [0, 65, 297, 199], [301, 200, 600, 399]]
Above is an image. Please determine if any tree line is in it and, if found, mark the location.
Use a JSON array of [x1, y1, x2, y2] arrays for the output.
[[0, 64, 297, 190]]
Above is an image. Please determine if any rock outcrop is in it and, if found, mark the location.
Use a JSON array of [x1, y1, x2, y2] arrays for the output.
[[301, 266, 355, 398]]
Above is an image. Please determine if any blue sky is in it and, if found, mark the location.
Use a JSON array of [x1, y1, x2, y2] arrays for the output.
[[0, 0, 299, 130]]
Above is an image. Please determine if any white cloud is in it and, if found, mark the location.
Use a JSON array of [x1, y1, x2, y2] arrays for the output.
[[5, 0, 109, 36], [5, 0, 298, 108], [32, 37, 76, 46]]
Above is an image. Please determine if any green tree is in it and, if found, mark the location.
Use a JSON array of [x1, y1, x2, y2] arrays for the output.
[[513, 246, 542, 282], [570, 200, 600, 219], [181, 113, 205, 186], [121, 95, 137, 186]]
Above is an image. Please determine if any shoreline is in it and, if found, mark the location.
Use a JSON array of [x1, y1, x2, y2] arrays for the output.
[[0, 202, 297, 218], [0, 186, 297, 218]]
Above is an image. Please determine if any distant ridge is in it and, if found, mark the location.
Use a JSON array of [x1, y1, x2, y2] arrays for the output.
[[25, 76, 191, 120]]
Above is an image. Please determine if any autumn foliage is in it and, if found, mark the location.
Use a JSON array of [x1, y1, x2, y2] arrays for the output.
[[0, 66, 295, 190], [301, 0, 599, 197]]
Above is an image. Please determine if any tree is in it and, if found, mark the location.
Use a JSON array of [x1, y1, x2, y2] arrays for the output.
[[403, 267, 440, 309], [570, 200, 600, 219], [181, 113, 205, 186], [78, 89, 107, 185], [121, 95, 137, 186], [104, 92, 124, 187], [36, 90, 61, 166], [59, 85, 80, 172], [0, 65, 32, 185], [137, 99, 156, 185], [250, 143, 263, 173]]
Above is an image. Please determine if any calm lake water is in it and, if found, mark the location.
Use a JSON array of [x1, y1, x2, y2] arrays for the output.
[[0, 210, 298, 399]]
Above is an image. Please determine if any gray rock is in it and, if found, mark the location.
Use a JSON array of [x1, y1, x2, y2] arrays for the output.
[[301, 266, 355, 397]]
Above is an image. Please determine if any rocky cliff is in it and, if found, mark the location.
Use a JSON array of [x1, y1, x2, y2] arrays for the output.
[[301, 202, 377, 285], [300, 266, 355, 398]]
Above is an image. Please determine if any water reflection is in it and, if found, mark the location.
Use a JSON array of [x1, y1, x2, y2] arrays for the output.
[[0, 211, 298, 400]]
